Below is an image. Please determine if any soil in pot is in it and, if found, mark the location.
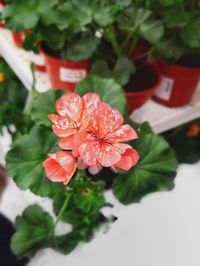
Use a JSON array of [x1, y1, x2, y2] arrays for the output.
[[154, 53, 200, 107], [125, 64, 161, 113], [40, 43, 90, 91]]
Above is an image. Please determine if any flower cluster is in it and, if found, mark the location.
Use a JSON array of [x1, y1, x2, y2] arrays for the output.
[[42, 93, 139, 186]]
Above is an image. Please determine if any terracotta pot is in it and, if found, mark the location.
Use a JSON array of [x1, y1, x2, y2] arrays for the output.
[[126, 64, 162, 113], [153, 58, 200, 107], [39, 44, 90, 91]]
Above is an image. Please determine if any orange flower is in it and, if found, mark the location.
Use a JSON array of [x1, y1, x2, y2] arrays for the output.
[[187, 123, 200, 137], [0, 72, 5, 83]]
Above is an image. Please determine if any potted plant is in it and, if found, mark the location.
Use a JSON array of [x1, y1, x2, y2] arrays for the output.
[[1, 0, 101, 89], [143, 0, 200, 107], [2, 0, 164, 111], [5, 75, 177, 259], [84, 2, 164, 112]]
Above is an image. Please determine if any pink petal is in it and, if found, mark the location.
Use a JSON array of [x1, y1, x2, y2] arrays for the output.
[[42, 151, 76, 186], [88, 165, 103, 175], [56, 93, 83, 121], [115, 148, 140, 171], [108, 124, 138, 143], [83, 93, 101, 114], [89, 103, 124, 138], [49, 114, 76, 138], [79, 141, 100, 167], [99, 143, 122, 167], [59, 132, 89, 157]]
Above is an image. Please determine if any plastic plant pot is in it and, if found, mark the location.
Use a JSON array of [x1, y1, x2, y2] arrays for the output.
[[0, 3, 5, 28], [125, 64, 162, 113], [12, 32, 24, 47], [153, 58, 200, 107], [39, 44, 90, 91]]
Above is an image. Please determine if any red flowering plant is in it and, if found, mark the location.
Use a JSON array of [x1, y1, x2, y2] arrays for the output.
[[6, 75, 177, 258]]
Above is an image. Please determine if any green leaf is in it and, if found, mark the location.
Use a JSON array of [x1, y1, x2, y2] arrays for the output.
[[76, 75, 127, 115], [62, 37, 100, 61], [163, 119, 200, 164], [112, 132, 177, 204], [11, 205, 53, 258], [2, 0, 58, 31], [6, 126, 64, 197], [181, 18, 200, 48], [52, 231, 81, 255], [164, 9, 190, 28], [140, 19, 164, 43], [117, 7, 163, 43], [159, 0, 176, 6], [70, 175, 105, 214], [91, 57, 135, 86], [31, 90, 66, 127], [94, 4, 123, 27]]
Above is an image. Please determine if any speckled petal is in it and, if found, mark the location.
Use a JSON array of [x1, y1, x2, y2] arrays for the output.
[[42, 151, 76, 186], [56, 93, 83, 120], [108, 124, 138, 143], [83, 93, 101, 114], [79, 141, 100, 167], [99, 143, 122, 167], [59, 132, 89, 157], [115, 148, 139, 170]]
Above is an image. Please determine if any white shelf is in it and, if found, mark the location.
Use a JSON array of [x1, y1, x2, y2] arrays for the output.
[[0, 28, 199, 133], [0, 28, 50, 92]]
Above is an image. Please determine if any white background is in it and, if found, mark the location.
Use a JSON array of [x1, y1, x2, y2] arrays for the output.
[[1, 162, 200, 266]]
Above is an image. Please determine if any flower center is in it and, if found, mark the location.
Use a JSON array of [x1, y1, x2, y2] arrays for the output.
[[73, 121, 81, 130]]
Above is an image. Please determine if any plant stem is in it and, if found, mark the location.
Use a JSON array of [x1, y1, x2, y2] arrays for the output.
[[104, 26, 121, 58], [53, 192, 71, 230]]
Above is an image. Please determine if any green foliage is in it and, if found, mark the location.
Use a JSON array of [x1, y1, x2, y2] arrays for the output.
[[31, 89, 65, 127], [53, 174, 108, 242], [117, 7, 164, 44], [0, 60, 28, 136], [2, 0, 58, 31], [61, 36, 100, 61], [144, 0, 200, 61], [76, 75, 127, 115], [6, 125, 64, 197], [163, 119, 200, 164], [112, 129, 177, 204], [11, 205, 54, 258], [91, 57, 135, 86]]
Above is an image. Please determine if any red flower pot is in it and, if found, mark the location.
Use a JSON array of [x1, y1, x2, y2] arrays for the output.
[[153, 59, 200, 107], [12, 32, 26, 47], [126, 64, 161, 113], [0, 3, 5, 28], [40, 44, 90, 91]]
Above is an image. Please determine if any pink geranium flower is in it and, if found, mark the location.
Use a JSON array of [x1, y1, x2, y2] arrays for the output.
[[42, 151, 76, 186], [49, 93, 101, 156], [78, 102, 139, 171]]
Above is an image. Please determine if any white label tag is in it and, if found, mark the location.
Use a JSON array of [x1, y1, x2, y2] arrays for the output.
[[154, 76, 174, 101], [60, 68, 87, 83]]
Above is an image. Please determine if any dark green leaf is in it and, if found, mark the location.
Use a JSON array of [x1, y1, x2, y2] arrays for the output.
[[112, 132, 177, 204], [11, 205, 53, 258], [181, 18, 200, 48], [31, 90, 66, 127], [6, 126, 64, 197], [76, 75, 127, 115], [2, 0, 58, 31], [62, 37, 100, 61], [91, 57, 135, 86]]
